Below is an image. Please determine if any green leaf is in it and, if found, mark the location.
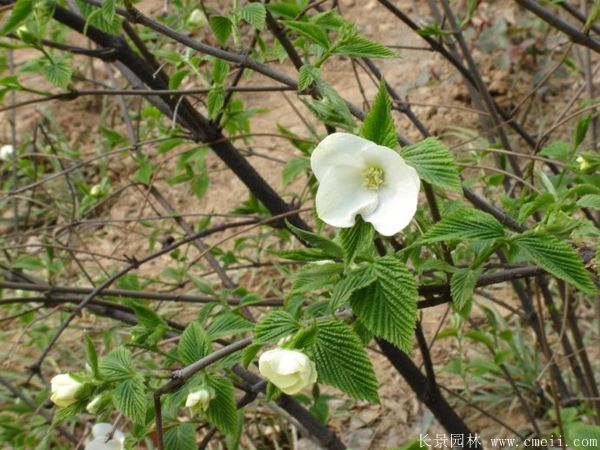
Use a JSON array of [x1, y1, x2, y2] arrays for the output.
[[191, 170, 209, 200], [539, 140, 569, 161], [164, 423, 196, 450], [179, 322, 212, 365], [207, 312, 254, 339], [573, 113, 592, 149], [350, 255, 418, 352], [52, 400, 86, 425], [565, 423, 600, 450], [283, 20, 330, 48], [101, 0, 116, 22], [450, 268, 482, 311], [84, 336, 99, 378], [298, 64, 320, 92], [282, 156, 309, 186], [518, 192, 555, 223], [211, 58, 230, 84], [418, 208, 505, 244], [205, 375, 238, 434], [210, 15, 233, 45], [312, 320, 379, 402], [329, 264, 377, 311], [12, 255, 45, 270], [169, 69, 189, 90], [114, 375, 148, 424], [207, 85, 225, 118], [400, 138, 461, 192], [41, 58, 72, 89], [254, 311, 299, 344], [132, 161, 153, 185], [513, 232, 597, 293], [338, 217, 374, 262], [360, 82, 396, 149], [99, 347, 131, 378], [577, 194, 600, 210], [1, 0, 33, 35], [285, 220, 343, 258], [334, 34, 396, 59], [238, 3, 266, 30], [242, 343, 262, 368]]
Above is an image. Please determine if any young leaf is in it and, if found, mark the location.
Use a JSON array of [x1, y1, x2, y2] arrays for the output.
[[400, 138, 462, 192], [338, 217, 374, 262], [42, 58, 72, 89], [298, 64, 320, 92], [205, 375, 238, 434], [99, 347, 132, 379], [207, 85, 225, 118], [210, 15, 233, 44], [285, 220, 343, 258], [576, 194, 600, 210], [418, 208, 505, 243], [254, 311, 299, 344], [450, 268, 482, 311], [312, 320, 379, 402], [84, 336, 99, 378], [164, 423, 196, 450], [113, 375, 148, 424], [239, 3, 266, 30], [0, 0, 33, 35], [282, 20, 330, 48], [206, 312, 254, 339], [282, 156, 310, 186], [329, 264, 377, 311], [179, 322, 212, 365], [360, 82, 396, 149], [334, 35, 396, 59], [350, 255, 418, 352], [211, 58, 230, 84], [513, 232, 597, 293]]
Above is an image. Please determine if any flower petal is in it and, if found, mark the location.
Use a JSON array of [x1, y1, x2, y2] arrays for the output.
[[361, 147, 420, 236], [310, 133, 373, 180], [316, 165, 378, 228]]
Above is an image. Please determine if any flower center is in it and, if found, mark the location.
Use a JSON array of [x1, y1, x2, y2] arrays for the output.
[[362, 165, 385, 190]]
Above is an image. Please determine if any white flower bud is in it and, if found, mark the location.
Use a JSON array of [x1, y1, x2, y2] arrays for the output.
[[577, 156, 593, 172], [0, 145, 14, 161], [258, 348, 317, 395], [50, 374, 83, 407], [86, 396, 102, 414], [185, 387, 214, 414], [85, 423, 125, 450], [90, 184, 104, 197], [187, 9, 208, 29]]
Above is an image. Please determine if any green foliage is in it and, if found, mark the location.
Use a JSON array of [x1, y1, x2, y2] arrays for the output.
[[283, 20, 331, 48], [513, 232, 596, 293], [333, 31, 396, 59], [254, 311, 299, 344], [400, 138, 462, 192], [236, 3, 266, 30], [205, 375, 238, 434], [1, 0, 33, 34], [179, 322, 212, 365], [99, 347, 132, 379], [210, 16, 233, 44], [329, 264, 377, 311], [360, 82, 397, 149], [350, 255, 418, 352], [450, 268, 482, 311], [418, 208, 505, 243], [311, 320, 379, 402], [338, 217, 375, 262], [286, 220, 343, 258], [164, 423, 196, 450], [114, 375, 148, 424]]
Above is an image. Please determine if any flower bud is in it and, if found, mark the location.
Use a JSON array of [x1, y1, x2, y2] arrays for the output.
[[0, 145, 14, 161], [577, 156, 593, 172], [16, 26, 36, 45], [187, 9, 208, 29], [90, 184, 104, 197], [50, 374, 83, 407], [86, 395, 102, 414], [185, 387, 214, 414], [85, 423, 125, 450], [258, 348, 317, 395]]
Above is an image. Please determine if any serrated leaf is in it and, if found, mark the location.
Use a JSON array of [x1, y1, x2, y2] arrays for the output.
[[565, 423, 600, 450], [205, 375, 237, 434], [577, 194, 600, 210], [242, 343, 262, 368], [282, 156, 310, 186], [238, 3, 266, 30], [338, 217, 374, 262], [211, 58, 230, 84], [350, 255, 417, 352], [418, 208, 505, 243], [329, 264, 377, 311], [99, 347, 131, 379], [206, 312, 254, 339], [518, 192, 555, 223], [52, 400, 86, 425], [539, 140, 569, 161], [164, 423, 196, 450], [42, 58, 72, 89], [12, 255, 45, 270], [334, 35, 396, 59], [285, 220, 343, 258], [85, 336, 99, 378], [400, 138, 461, 192], [254, 311, 299, 344], [312, 320, 379, 402], [360, 81, 397, 149], [210, 15, 233, 45], [514, 232, 597, 293], [179, 322, 212, 365], [283, 20, 330, 48], [450, 268, 482, 311], [207, 85, 225, 118], [114, 375, 147, 424], [291, 260, 343, 294], [298, 64, 320, 92], [1, 0, 33, 35]]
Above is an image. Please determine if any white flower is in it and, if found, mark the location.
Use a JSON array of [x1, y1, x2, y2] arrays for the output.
[[258, 348, 317, 395], [185, 387, 214, 413], [0, 145, 14, 161], [50, 374, 83, 408], [85, 423, 125, 450], [86, 396, 102, 414], [310, 133, 420, 236]]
